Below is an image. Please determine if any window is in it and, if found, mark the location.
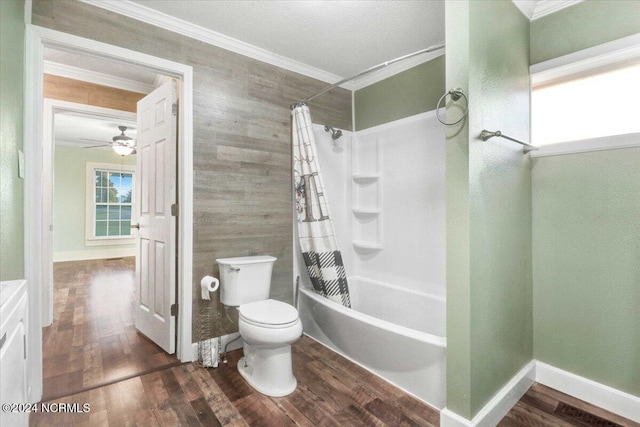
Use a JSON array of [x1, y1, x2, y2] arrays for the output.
[[530, 34, 640, 156], [532, 63, 640, 146], [86, 162, 135, 245]]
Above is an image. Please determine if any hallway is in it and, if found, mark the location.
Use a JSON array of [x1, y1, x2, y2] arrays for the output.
[[42, 258, 178, 400]]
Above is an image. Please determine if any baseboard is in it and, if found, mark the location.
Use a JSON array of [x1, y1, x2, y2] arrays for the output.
[[440, 360, 640, 426], [536, 361, 640, 423], [53, 247, 135, 262], [440, 360, 536, 427]]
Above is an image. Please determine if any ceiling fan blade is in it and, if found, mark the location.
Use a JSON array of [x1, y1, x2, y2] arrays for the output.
[[84, 144, 112, 149], [80, 137, 111, 143]]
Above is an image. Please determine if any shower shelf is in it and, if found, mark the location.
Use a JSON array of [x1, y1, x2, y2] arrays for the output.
[[352, 174, 380, 181], [352, 208, 381, 215], [351, 135, 383, 251], [352, 241, 383, 250]]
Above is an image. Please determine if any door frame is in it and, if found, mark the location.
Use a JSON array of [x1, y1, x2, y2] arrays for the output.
[[24, 25, 194, 402]]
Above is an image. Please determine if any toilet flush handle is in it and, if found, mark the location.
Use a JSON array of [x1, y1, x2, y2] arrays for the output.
[[228, 265, 240, 272]]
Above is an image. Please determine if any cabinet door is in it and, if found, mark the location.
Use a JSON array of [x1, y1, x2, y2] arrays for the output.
[[0, 294, 28, 427]]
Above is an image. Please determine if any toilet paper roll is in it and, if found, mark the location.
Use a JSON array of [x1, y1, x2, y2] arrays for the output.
[[200, 275, 219, 300]]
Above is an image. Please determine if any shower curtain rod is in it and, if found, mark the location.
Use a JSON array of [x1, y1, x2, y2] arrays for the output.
[[291, 43, 446, 110]]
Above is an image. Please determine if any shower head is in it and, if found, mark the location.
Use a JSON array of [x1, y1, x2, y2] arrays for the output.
[[324, 125, 343, 140]]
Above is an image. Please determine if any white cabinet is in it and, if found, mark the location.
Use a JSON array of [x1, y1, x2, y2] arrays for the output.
[[1, 280, 28, 427]]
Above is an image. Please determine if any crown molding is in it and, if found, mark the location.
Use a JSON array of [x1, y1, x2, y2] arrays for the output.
[[44, 60, 155, 94], [79, 1, 449, 93], [511, 0, 537, 20], [79, 0, 352, 89], [511, 0, 584, 21], [532, 0, 584, 20]]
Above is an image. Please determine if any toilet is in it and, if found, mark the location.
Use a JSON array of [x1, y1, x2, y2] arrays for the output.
[[216, 255, 302, 397]]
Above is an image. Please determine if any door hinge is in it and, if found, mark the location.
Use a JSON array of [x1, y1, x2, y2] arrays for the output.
[[172, 103, 178, 116], [171, 203, 178, 217], [171, 304, 178, 316], [23, 335, 27, 359]]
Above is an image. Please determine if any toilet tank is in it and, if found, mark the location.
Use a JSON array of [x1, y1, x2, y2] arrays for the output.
[[216, 255, 277, 306]]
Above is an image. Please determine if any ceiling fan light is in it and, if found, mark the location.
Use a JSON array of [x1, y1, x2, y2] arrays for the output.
[[113, 144, 135, 156]]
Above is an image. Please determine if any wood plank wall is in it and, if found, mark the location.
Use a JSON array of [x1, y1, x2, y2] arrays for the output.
[[32, 0, 352, 340], [43, 74, 145, 112]]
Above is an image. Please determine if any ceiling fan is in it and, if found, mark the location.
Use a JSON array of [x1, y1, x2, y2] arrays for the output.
[[83, 125, 136, 156]]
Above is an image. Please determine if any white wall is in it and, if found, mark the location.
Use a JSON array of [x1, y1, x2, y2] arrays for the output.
[[294, 113, 446, 299], [351, 112, 445, 298], [54, 145, 136, 261]]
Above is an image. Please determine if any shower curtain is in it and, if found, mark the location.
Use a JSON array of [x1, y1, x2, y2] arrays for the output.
[[292, 105, 351, 308]]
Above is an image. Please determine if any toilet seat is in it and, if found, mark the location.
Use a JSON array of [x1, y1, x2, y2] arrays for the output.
[[239, 299, 299, 329]]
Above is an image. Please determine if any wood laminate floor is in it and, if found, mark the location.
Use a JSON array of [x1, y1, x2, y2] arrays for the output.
[[42, 258, 178, 400], [36, 260, 637, 426], [32, 333, 638, 426], [499, 382, 639, 427], [32, 336, 439, 426]]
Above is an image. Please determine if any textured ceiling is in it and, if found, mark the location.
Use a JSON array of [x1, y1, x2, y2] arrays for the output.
[[129, 0, 445, 78]]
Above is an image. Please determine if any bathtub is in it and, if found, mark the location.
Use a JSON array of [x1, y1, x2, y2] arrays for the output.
[[297, 276, 446, 409]]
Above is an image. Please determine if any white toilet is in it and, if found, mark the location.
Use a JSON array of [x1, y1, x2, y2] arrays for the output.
[[216, 255, 302, 397]]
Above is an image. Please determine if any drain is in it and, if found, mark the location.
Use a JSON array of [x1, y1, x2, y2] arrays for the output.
[[554, 402, 622, 427]]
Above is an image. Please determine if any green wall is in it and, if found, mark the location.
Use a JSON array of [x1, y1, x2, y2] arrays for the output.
[[530, 0, 640, 64], [54, 145, 136, 259], [0, 0, 25, 280], [354, 55, 445, 130], [445, 0, 472, 417], [532, 148, 640, 397], [531, 0, 640, 398], [446, 0, 532, 419]]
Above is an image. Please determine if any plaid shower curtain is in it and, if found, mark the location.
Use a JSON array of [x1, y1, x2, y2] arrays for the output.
[[292, 105, 351, 308]]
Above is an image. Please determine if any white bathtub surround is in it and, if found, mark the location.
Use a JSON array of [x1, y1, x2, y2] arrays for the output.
[[293, 111, 447, 408], [440, 360, 640, 426], [292, 105, 351, 307], [351, 111, 446, 297], [298, 277, 446, 409], [295, 111, 446, 301]]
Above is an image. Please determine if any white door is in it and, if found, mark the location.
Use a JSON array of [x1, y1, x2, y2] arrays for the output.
[[134, 80, 177, 353]]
